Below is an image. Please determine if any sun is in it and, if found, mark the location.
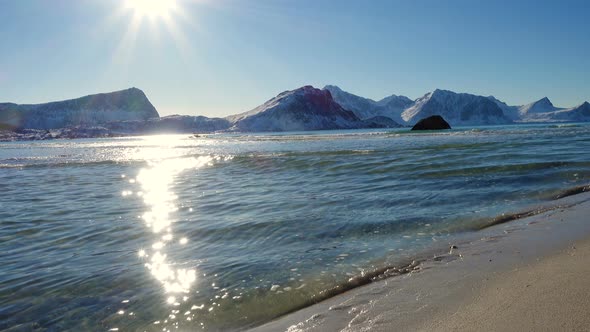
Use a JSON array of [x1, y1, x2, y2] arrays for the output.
[[112, 0, 195, 65], [125, 0, 179, 19]]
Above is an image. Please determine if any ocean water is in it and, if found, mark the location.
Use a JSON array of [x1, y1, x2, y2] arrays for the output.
[[1, 123, 589, 331]]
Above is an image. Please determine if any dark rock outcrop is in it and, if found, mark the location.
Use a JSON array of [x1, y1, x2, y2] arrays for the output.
[[411, 115, 451, 130]]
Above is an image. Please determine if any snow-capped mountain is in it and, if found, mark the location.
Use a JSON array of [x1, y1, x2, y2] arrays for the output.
[[0, 88, 159, 130], [226, 86, 400, 132], [401, 89, 512, 126], [324, 85, 412, 124], [487, 96, 590, 123], [518, 101, 590, 122], [518, 97, 559, 116], [1, 85, 588, 140], [551, 102, 590, 121], [327, 86, 588, 126]]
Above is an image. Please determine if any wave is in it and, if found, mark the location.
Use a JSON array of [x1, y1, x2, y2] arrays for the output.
[[549, 124, 581, 128], [222, 130, 392, 142], [0, 153, 232, 169], [250, 182, 590, 326], [444, 183, 590, 231], [553, 184, 590, 199], [0, 159, 133, 169], [415, 161, 590, 178], [259, 256, 428, 326]]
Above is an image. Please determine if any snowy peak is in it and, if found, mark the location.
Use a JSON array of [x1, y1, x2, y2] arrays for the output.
[[323, 85, 344, 94], [426, 89, 459, 101], [284, 85, 328, 98], [401, 89, 512, 126], [431, 88, 451, 97], [227, 85, 403, 132], [376, 94, 413, 108], [0, 88, 159, 130], [229, 86, 347, 122], [519, 97, 557, 115], [538, 97, 553, 106], [546, 101, 590, 122], [323, 85, 410, 124], [227, 85, 385, 132], [575, 101, 590, 113], [566, 101, 590, 113]]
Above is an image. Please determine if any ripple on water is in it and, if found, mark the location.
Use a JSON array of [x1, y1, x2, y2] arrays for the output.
[[0, 125, 590, 330]]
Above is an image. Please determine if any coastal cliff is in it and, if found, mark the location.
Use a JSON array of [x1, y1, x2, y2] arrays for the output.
[[0, 88, 159, 130]]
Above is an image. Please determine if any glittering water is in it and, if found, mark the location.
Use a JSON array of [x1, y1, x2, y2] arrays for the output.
[[1, 124, 590, 331]]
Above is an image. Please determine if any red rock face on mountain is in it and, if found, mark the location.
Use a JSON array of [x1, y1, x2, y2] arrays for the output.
[[226, 86, 393, 132]]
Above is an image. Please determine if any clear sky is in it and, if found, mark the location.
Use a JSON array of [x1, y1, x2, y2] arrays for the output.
[[0, 0, 588, 117]]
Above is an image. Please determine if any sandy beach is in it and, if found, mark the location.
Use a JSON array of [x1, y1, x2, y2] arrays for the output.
[[253, 192, 590, 332], [419, 236, 590, 332]]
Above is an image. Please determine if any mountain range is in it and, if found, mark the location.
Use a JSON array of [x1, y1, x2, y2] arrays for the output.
[[1, 85, 588, 139], [327, 86, 589, 126], [488, 96, 590, 123]]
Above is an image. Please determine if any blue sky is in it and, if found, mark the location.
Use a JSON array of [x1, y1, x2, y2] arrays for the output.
[[0, 0, 588, 117]]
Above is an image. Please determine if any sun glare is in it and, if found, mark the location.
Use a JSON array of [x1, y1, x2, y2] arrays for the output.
[[125, 0, 178, 19], [111, 0, 198, 66]]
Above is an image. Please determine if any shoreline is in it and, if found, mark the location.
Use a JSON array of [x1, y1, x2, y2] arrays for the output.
[[419, 236, 590, 331], [252, 191, 590, 331], [0, 122, 587, 142]]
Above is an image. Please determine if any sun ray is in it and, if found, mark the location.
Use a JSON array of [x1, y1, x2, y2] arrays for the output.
[[161, 14, 195, 61], [111, 13, 142, 66], [103, 0, 206, 76]]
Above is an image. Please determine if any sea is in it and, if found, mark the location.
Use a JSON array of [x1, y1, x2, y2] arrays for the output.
[[1, 123, 589, 331]]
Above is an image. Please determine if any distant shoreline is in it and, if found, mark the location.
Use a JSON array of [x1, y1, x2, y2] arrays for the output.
[[1, 121, 588, 142]]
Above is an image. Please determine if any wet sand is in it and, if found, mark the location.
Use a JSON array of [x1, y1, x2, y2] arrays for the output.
[[253, 192, 590, 332]]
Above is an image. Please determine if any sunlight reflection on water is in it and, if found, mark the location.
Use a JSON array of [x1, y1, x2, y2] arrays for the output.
[[115, 134, 234, 329], [136, 156, 212, 299], [3, 126, 590, 330]]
